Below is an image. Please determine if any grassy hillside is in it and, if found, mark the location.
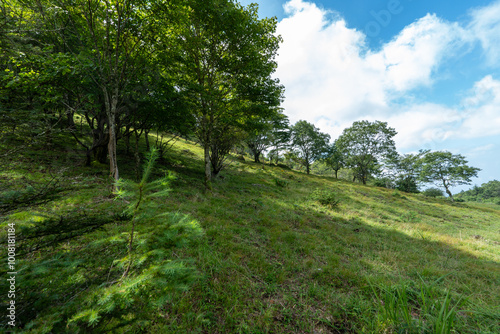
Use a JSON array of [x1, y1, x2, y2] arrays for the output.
[[1, 134, 499, 333]]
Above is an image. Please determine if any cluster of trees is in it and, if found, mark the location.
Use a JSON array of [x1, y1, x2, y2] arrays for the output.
[[1, 0, 283, 189], [269, 120, 480, 202], [0, 1, 481, 199], [455, 180, 500, 203]]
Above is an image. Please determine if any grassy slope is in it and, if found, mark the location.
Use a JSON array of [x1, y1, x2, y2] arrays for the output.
[[1, 134, 499, 333]]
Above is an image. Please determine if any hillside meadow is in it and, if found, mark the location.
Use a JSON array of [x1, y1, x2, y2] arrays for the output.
[[1, 134, 499, 333]]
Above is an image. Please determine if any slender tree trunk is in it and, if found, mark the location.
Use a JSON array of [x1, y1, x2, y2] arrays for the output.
[[145, 128, 150, 152], [204, 142, 212, 190], [334, 170, 338, 179], [104, 87, 120, 191], [134, 129, 141, 181], [254, 152, 260, 163], [125, 124, 131, 154]]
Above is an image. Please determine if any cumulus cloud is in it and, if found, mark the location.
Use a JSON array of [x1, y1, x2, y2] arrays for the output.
[[458, 75, 500, 138], [469, 0, 500, 66], [274, 0, 500, 150], [275, 1, 468, 124], [365, 14, 470, 92]]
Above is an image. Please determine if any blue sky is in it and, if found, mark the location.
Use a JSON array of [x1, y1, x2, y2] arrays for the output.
[[240, 0, 500, 192]]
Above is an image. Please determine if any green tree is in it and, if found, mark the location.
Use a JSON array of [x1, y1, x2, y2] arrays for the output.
[[384, 150, 428, 193], [419, 151, 481, 201], [168, 0, 283, 188], [455, 180, 500, 203], [245, 111, 289, 163], [322, 141, 344, 179], [290, 120, 330, 174], [3, 0, 159, 188], [336, 120, 397, 184]]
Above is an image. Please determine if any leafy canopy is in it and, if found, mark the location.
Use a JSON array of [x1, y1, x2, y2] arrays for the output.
[[419, 151, 480, 201], [336, 120, 397, 184], [290, 120, 330, 174]]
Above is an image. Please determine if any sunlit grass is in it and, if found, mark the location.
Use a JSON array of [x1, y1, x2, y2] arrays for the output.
[[1, 129, 499, 333]]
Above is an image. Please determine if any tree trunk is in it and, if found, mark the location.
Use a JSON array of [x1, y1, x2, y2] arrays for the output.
[[334, 169, 338, 179], [254, 152, 260, 163], [125, 124, 131, 154], [105, 88, 120, 191], [85, 149, 92, 167], [134, 129, 141, 181], [443, 180, 454, 201], [204, 142, 212, 191], [145, 128, 150, 152]]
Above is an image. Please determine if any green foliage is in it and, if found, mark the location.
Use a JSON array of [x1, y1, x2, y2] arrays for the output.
[[420, 151, 480, 201], [290, 120, 331, 174], [423, 188, 445, 198], [336, 120, 397, 184], [0, 174, 63, 213], [67, 149, 203, 330], [369, 276, 465, 334], [321, 141, 344, 178], [167, 0, 284, 186], [373, 177, 396, 189], [455, 180, 500, 203], [274, 178, 289, 188], [400, 211, 420, 223], [309, 188, 340, 209]]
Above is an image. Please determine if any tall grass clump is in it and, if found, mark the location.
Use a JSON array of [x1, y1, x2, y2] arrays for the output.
[[369, 275, 465, 333]]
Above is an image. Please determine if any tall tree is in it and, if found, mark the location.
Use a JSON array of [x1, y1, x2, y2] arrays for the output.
[[290, 120, 330, 174], [419, 151, 480, 201], [168, 0, 283, 188], [336, 120, 397, 184], [27, 0, 155, 189]]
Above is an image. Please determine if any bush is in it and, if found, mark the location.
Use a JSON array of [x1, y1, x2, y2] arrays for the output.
[[276, 163, 291, 170], [274, 178, 289, 188], [309, 188, 340, 209], [423, 188, 444, 198], [373, 177, 395, 189]]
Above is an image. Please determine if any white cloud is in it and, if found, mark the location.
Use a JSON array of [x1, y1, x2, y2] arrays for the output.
[[458, 75, 500, 138], [275, 1, 469, 127], [366, 14, 470, 92], [469, 0, 500, 66], [387, 103, 462, 148], [388, 75, 500, 149], [274, 0, 500, 153]]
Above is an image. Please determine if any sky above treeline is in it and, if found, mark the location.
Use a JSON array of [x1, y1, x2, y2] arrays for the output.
[[239, 0, 500, 192]]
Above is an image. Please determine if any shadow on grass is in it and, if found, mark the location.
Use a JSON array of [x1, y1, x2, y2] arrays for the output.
[[161, 167, 500, 333]]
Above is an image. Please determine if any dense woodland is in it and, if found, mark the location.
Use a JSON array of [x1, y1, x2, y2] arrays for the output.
[[1, 0, 499, 333]]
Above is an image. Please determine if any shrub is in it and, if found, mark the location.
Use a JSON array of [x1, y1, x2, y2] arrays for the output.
[[276, 163, 291, 170], [423, 188, 444, 198], [309, 188, 340, 209], [274, 178, 289, 188], [373, 177, 395, 189]]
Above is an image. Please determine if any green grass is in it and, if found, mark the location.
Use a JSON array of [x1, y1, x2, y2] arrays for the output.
[[1, 131, 499, 333]]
